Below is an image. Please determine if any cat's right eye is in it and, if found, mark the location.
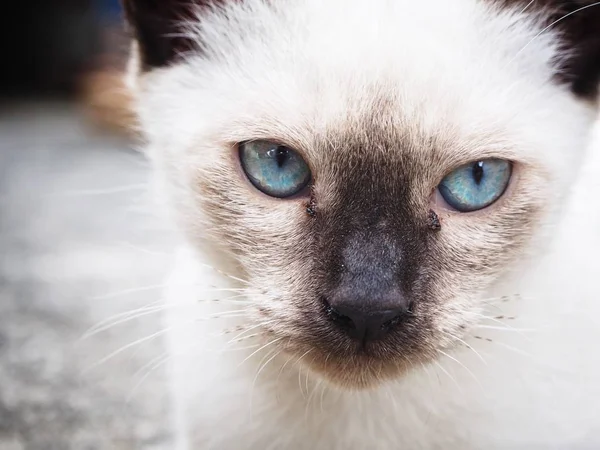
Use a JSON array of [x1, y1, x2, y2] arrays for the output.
[[239, 141, 311, 198]]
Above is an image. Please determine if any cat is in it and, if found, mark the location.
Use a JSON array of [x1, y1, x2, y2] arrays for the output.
[[122, 0, 600, 448]]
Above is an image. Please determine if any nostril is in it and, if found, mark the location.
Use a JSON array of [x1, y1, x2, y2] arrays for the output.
[[322, 298, 356, 330], [382, 314, 403, 330], [380, 302, 413, 330], [322, 296, 411, 342]]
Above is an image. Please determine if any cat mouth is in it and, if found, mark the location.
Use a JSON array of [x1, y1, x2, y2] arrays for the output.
[[293, 347, 417, 389], [253, 297, 441, 389], [280, 330, 436, 390]]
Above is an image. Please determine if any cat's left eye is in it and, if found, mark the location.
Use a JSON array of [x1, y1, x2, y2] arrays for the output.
[[438, 159, 512, 212], [239, 141, 311, 198]]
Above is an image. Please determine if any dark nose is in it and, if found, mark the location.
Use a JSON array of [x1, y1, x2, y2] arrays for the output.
[[322, 230, 414, 343], [323, 297, 410, 342]]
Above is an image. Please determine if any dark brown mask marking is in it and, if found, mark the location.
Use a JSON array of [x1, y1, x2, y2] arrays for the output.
[[300, 126, 442, 352]]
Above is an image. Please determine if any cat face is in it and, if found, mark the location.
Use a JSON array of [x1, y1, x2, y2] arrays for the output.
[[125, 0, 600, 388]]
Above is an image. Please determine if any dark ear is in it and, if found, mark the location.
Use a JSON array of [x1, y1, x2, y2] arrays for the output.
[[122, 0, 216, 70], [497, 0, 600, 99], [551, 1, 600, 99]]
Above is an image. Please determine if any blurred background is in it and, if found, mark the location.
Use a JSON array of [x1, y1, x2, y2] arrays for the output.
[[0, 1, 178, 448]]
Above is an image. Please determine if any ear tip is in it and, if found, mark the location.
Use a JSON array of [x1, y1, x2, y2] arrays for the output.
[[545, 0, 600, 100], [121, 0, 203, 70]]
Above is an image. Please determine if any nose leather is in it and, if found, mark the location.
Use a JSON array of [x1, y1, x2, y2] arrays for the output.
[[325, 301, 409, 342], [323, 229, 415, 342]]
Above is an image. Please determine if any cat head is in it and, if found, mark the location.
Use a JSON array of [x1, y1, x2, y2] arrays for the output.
[[124, 0, 600, 388]]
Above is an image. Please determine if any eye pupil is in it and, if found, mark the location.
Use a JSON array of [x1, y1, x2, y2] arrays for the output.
[[472, 161, 484, 185], [275, 147, 288, 168]]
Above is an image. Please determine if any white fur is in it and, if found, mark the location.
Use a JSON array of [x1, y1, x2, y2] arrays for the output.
[[128, 0, 600, 447]]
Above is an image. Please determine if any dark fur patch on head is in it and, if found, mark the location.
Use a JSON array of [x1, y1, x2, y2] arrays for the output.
[[493, 0, 600, 99], [122, 0, 230, 69]]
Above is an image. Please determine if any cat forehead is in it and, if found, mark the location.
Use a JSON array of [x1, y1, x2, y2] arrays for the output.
[[138, 0, 595, 171], [147, 2, 556, 112], [128, 0, 600, 99], [197, 1, 556, 83]]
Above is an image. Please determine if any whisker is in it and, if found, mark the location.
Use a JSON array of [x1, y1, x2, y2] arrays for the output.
[[42, 183, 149, 197], [305, 354, 314, 398], [83, 305, 179, 339], [519, 0, 536, 15], [202, 309, 249, 318], [93, 284, 168, 300], [83, 301, 163, 338], [202, 287, 249, 293], [437, 349, 481, 388], [196, 262, 251, 286], [227, 320, 277, 344], [469, 313, 535, 341], [419, 361, 438, 388], [479, 300, 505, 314], [250, 349, 282, 410], [298, 363, 306, 399], [255, 349, 281, 383], [491, 341, 534, 359], [276, 353, 296, 402], [319, 379, 327, 414], [198, 293, 250, 304], [227, 332, 262, 344], [196, 314, 249, 322], [305, 378, 323, 421], [83, 326, 176, 373], [126, 353, 172, 403], [205, 343, 263, 353], [93, 283, 250, 301], [432, 360, 462, 393], [511, 2, 600, 62], [439, 330, 487, 366], [293, 349, 313, 399], [472, 309, 520, 323], [238, 337, 284, 367], [473, 324, 537, 333], [115, 241, 173, 257], [85, 295, 250, 338]]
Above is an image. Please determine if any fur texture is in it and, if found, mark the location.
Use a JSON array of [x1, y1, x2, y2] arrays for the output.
[[124, 0, 600, 448]]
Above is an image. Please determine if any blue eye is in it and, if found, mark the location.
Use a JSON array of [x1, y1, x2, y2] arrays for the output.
[[438, 159, 512, 212], [239, 141, 311, 198]]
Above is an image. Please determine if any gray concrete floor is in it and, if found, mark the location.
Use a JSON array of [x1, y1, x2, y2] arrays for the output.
[[0, 102, 178, 449]]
